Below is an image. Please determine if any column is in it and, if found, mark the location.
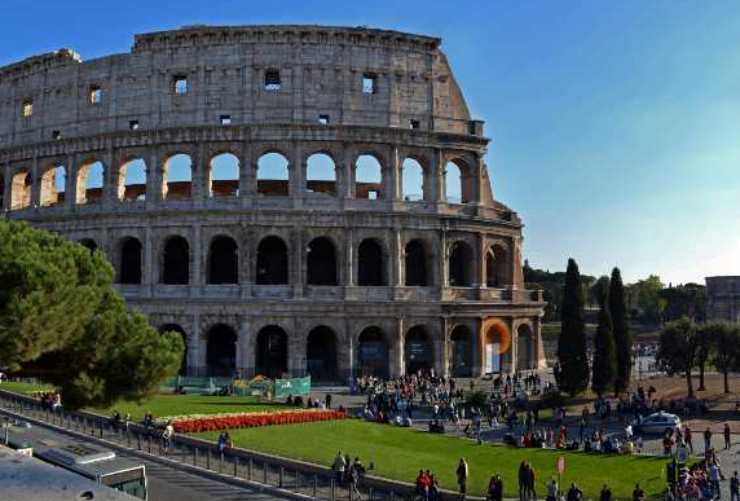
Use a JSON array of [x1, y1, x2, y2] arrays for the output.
[[191, 313, 204, 375], [343, 145, 353, 200], [2, 162, 11, 211], [439, 230, 448, 289], [143, 226, 153, 297], [239, 319, 255, 377], [64, 154, 75, 210], [289, 142, 303, 198], [429, 149, 442, 204], [292, 229, 304, 298], [146, 149, 160, 208], [193, 144, 205, 207], [241, 144, 256, 205], [387, 145, 401, 202], [438, 317, 449, 378], [390, 317, 404, 377], [345, 227, 354, 287], [475, 232, 484, 288], [288, 321, 307, 378], [191, 224, 202, 297], [30, 155, 40, 208], [392, 228, 402, 287], [471, 318, 482, 377]]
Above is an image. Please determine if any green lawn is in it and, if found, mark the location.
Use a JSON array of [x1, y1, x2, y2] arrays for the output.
[[195, 420, 666, 499], [0, 381, 55, 395], [99, 394, 290, 422]]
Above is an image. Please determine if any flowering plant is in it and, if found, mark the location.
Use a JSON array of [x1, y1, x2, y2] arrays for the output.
[[157, 408, 347, 433]]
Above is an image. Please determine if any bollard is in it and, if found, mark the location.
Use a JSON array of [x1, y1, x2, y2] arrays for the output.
[[147, 435, 152, 454], [313, 475, 318, 498], [330, 477, 335, 501], [263, 462, 268, 484], [193, 447, 198, 467], [233, 456, 238, 477], [99, 421, 103, 438], [279, 466, 284, 488], [248, 457, 252, 480], [368, 487, 374, 501], [349, 482, 353, 501], [206, 449, 211, 470]]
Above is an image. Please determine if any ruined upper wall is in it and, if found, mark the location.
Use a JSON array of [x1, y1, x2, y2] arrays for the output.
[[0, 25, 481, 148]]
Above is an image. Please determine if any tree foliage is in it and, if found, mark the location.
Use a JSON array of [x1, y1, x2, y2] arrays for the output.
[[556, 258, 589, 396], [0, 221, 183, 409], [591, 277, 616, 396], [609, 267, 632, 394], [656, 317, 699, 398], [706, 322, 740, 394]]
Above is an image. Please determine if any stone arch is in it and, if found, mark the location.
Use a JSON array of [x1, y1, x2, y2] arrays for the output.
[[306, 325, 338, 381], [354, 154, 383, 200], [257, 151, 289, 196], [39, 162, 66, 207], [357, 326, 389, 378], [119, 157, 147, 202], [160, 324, 188, 375], [79, 238, 98, 252], [444, 156, 475, 204], [450, 324, 474, 377], [486, 244, 509, 287], [205, 323, 237, 376], [209, 152, 240, 198], [162, 153, 193, 200], [517, 323, 535, 371], [307, 236, 337, 286], [207, 235, 238, 284], [118, 237, 143, 284], [405, 239, 429, 286], [405, 325, 434, 375], [10, 169, 32, 210], [401, 157, 424, 201], [449, 240, 473, 286], [306, 152, 336, 196], [482, 319, 512, 374], [357, 238, 386, 286], [76, 159, 105, 205], [256, 235, 289, 285], [161, 235, 190, 284], [255, 325, 288, 378]]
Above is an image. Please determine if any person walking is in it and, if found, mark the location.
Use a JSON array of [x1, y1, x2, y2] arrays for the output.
[[710, 462, 722, 499], [545, 478, 558, 501], [599, 484, 612, 501], [704, 427, 713, 453], [487, 474, 503, 501], [526, 463, 537, 501], [332, 450, 346, 485], [724, 423, 732, 450], [684, 425, 693, 454], [566, 483, 583, 501], [632, 483, 645, 501], [518, 461, 529, 501], [161, 420, 174, 456], [730, 471, 739, 501], [456, 458, 469, 500]]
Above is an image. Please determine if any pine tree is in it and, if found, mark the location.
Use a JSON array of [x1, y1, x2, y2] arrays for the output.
[[609, 267, 632, 394], [592, 278, 617, 396], [556, 258, 589, 396]]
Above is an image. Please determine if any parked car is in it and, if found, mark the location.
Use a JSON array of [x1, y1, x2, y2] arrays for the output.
[[633, 411, 681, 434]]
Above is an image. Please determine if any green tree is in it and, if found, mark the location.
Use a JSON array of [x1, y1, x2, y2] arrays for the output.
[[694, 323, 714, 391], [0, 220, 183, 409], [632, 275, 665, 324], [591, 277, 616, 396], [609, 267, 632, 395], [707, 323, 740, 394], [656, 317, 699, 398], [556, 258, 589, 396]]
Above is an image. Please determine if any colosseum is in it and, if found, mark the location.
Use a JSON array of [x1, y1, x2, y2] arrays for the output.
[[706, 276, 740, 324], [0, 25, 545, 381]]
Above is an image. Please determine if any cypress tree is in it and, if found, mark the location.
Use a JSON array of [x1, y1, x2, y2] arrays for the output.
[[592, 278, 617, 396], [556, 258, 589, 396], [609, 267, 632, 394]]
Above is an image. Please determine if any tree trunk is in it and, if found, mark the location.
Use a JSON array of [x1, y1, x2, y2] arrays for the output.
[[698, 363, 705, 391], [686, 370, 694, 399], [724, 370, 729, 394]]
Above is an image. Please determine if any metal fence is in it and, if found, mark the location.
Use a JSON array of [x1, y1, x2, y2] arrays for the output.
[[0, 391, 441, 501]]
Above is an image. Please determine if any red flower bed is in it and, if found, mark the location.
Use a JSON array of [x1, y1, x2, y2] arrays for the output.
[[172, 409, 347, 433]]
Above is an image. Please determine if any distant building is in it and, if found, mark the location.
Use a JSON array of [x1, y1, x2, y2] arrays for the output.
[[705, 276, 740, 323]]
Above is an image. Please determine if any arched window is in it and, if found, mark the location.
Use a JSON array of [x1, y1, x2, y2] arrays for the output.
[[449, 241, 473, 286], [162, 236, 190, 284], [119, 158, 147, 202], [257, 152, 289, 196], [355, 154, 382, 200], [405, 326, 434, 375], [405, 239, 428, 286], [76, 160, 104, 205], [206, 324, 237, 377], [159, 324, 188, 375], [445, 161, 463, 204], [357, 327, 389, 378], [450, 325, 473, 377], [256, 236, 288, 284], [10, 170, 32, 210], [207, 236, 238, 284], [307, 237, 337, 285], [517, 324, 534, 371], [306, 326, 338, 381], [358, 239, 385, 286], [486, 245, 508, 287], [306, 153, 336, 195], [40, 164, 66, 207], [163, 154, 192, 200], [209, 153, 239, 197], [119, 237, 143, 284], [401, 158, 424, 201], [256, 325, 288, 378]]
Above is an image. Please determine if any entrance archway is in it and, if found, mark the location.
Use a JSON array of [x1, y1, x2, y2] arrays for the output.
[[207, 236, 238, 284], [357, 327, 389, 378], [449, 241, 473, 286], [119, 237, 142, 284], [161, 236, 189, 284], [306, 326, 338, 381], [450, 325, 473, 377], [517, 324, 534, 371], [159, 324, 188, 375], [358, 239, 385, 286], [307, 237, 337, 285], [482, 320, 511, 374], [405, 326, 434, 375], [256, 236, 288, 284], [405, 239, 428, 286], [256, 326, 288, 378], [206, 324, 237, 376]]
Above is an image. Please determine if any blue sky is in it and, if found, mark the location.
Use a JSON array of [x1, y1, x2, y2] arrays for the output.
[[4, 0, 739, 284]]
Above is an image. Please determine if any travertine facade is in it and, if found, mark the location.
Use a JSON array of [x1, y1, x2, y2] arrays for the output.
[[0, 25, 545, 380], [706, 276, 740, 324]]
